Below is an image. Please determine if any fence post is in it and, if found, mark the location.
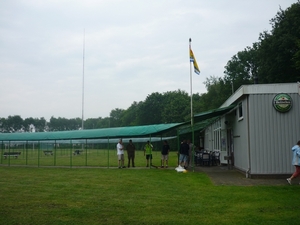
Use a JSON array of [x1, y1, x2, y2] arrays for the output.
[[38, 141, 40, 167], [0, 141, 4, 164], [70, 140, 72, 168], [85, 139, 88, 166], [0, 141, 3, 164], [107, 138, 110, 168], [54, 140, 57, 166], [8, 141, 11, 166], [26, 141, 28, 165]]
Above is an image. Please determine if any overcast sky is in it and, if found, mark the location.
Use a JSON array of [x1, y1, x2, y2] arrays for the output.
[[0, 0, 296, 121]]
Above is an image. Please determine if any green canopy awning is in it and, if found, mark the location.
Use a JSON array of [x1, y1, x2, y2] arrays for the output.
[[193, 104, 236, 123], [0, 105, 236, 142], [178, 105, 236, 135], [0, 123, 183, 141], [178, 118, 218, 135]]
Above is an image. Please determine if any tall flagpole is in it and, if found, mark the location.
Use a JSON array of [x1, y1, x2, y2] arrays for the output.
[[189, 38, 193, 126], [81, 29, 85, 130], [189, 38, 195, 172]]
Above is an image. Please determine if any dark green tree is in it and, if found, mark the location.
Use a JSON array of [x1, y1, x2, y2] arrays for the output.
[[119, 101, 142, 126], [223, 2, 300, 87], [68, 118, 82, 130], [258, 2, 300, 83], [23, 117, 35, 132], [224, 44, 259, 87], [137, 92, 164, 125], [0, 117, 9, 132], [34, 117, 47, 132], [85, 118, 101, 129], [6, 115, 23, 132], [200, 76, 232, 110], [49, 117, 75, 131], [109, 108, 125, 127], [161, 90, 190, 123]]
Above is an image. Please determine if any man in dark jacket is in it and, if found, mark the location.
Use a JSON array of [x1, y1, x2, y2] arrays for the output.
[[179, 139, 189, 169], [126, 140, 136, 168], [161, 140, 170, 168]]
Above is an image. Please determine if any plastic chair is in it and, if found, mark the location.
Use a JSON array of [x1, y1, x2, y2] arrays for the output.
[[211, 151, 220, 166], [201, 153, 211, 166], [194, 152, 202, 166]]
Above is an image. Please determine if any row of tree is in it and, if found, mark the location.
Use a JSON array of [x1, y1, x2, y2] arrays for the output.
[[1, 2, 299, 133], [202, 2, 300, 110], [0, 90, 202, 132]]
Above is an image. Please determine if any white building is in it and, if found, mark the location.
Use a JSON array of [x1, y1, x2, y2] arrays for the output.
[[200, 82, 300, 178]]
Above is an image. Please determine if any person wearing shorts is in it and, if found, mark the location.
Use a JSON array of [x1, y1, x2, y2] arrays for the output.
[[117, 139, 125, 168], [144, 141, 153, 167], [161, 140, 170, 168], [178, 139, 189, 169]]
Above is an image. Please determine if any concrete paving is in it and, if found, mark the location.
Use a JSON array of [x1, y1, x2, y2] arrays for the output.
[[190, 165, 298, 186]]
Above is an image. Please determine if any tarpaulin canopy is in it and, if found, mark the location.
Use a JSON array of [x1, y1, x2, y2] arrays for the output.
[[178, 117, 219, 135], [178, 105, 236, 135], [0, 106, 236, 142], [193, 104, 236, 123], [0, 123, 183, 141]]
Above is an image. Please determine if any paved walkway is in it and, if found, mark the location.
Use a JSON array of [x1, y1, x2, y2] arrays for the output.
[[192, 165, 294, 186]]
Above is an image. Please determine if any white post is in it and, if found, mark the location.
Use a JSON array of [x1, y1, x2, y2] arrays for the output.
[[81, 29, 85, 130]]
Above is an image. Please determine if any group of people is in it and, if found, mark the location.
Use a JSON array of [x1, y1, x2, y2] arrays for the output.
[[118, 138, 300, 184], [116, 138, 195, 169], [177, 139, 195, 169], [116, 139, 136, 168], [116, 139, 171, 169]]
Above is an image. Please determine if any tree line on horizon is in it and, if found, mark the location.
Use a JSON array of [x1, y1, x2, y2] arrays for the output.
[[1, 2, 299, 133]]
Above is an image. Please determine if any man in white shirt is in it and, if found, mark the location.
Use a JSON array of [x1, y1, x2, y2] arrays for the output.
[[117, 139, 125, 168]]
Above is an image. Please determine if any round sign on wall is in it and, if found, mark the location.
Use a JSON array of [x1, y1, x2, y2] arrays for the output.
[[272, 93, 292, 113]]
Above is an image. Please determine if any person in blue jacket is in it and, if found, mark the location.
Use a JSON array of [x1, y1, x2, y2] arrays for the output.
[[287, 140, 300, 185]]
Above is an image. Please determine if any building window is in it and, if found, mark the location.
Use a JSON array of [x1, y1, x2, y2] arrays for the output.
[[238, 102, 243, 120], [213, 120, 221, 151], [205, 129, 209, 151]]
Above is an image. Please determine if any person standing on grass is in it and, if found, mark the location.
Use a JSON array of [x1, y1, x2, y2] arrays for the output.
[[117, 139, 125, 168], [126, 139, 136, 168], [178, 139, 189, 169], [287, 140, 300, 185], [161, 140, 170, 168], [144, 141, 153, 167]]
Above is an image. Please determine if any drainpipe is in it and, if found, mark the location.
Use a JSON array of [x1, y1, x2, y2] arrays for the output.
[[246, 96, 251, 178]]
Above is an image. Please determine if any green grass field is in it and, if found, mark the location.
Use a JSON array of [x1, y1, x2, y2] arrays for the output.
[[0, 165, 299, 225]]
